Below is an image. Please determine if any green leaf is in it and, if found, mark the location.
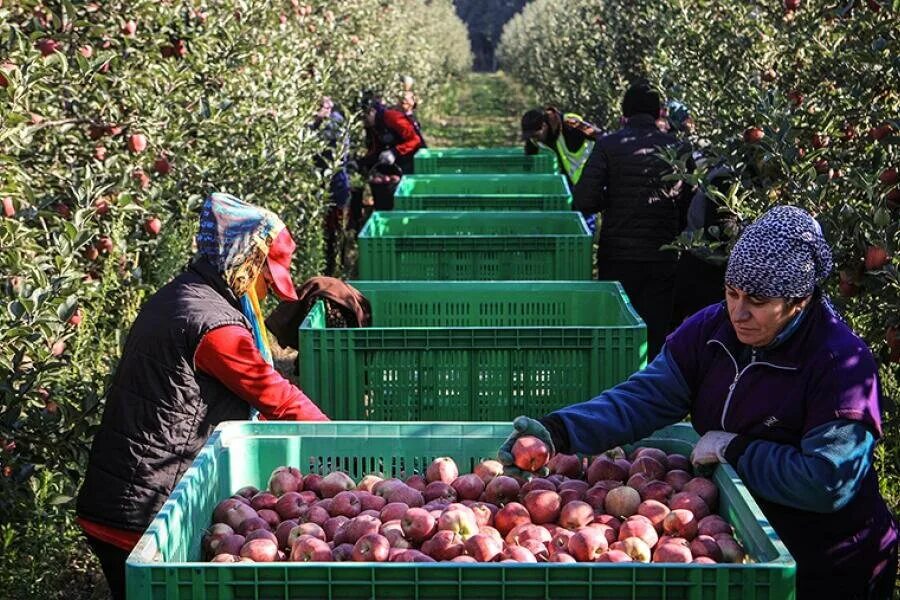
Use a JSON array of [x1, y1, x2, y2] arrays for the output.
[[56, 296, 78, 322], [7, 301, 26, 321], [48, 494, 73, 506]]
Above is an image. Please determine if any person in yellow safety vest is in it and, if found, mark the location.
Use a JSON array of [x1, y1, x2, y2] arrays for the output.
[[521, 107, 601, 188]]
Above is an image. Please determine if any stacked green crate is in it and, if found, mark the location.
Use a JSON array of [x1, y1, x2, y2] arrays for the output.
[[357, 211, 591, 280], [393, 174, 571, 211], [414, 147, 558, 174], [299, 281, 646, 421]]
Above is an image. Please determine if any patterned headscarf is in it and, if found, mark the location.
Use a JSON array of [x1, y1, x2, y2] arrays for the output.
[[725, 205, 833, 298], [196, 193, 287, 364]]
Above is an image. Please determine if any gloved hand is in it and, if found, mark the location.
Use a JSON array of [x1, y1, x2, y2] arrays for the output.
[[690, 431, 737, 468], [377, 149, 396, 166], [497, 416, 555, 480], [583, 213, 598, 235]]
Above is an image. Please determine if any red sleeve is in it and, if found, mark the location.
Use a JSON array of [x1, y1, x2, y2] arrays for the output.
[[194, 326, 329, 422], [383, 109, 423, 157]]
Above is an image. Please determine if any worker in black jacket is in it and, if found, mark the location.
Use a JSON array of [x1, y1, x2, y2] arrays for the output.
[[573, 82, 694, 360]]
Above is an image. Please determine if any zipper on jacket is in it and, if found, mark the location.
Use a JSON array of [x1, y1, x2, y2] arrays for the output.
[[707, 340, 797, 430]]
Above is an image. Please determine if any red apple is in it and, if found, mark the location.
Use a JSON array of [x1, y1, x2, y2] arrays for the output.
[[319, 471, 355, 498], [424, 481, 457, 503], [236, 516, 270, 537], [557, 500, 594, 530], [743, 127, 764, 144], [865, 246, 889, 271], [619, 516, 659, 548], [290, 535, 332, 562], [240, 538, 277, 562], [273, 491, 306, 521], [222, 502, 257, 530], [143, 217, 162, 236], [494, 502, 531, 536], [154, 156, 172, 175], [683, 477, 718, 509], [380, 502, 409, 523], [470, 502, 497, 528], [511, 435, 550, 472], [400, 507, 436, 543], [420, 530, 464, 560], [36, 39, 60, 57], [341, 515, 381, 544], [451, 474, 484, 501], [464, 533, 502, 562], [356, 474, 383, 493], [203, 523, 235, 558], [404, 474, 427, 492], [484, 475, 520, 505], [548, 529, 575, 556], [522, 490, 561, 525], [501, 545, 537, 562], [330, 491, 361, 518], [548, 453, 582, 478], [613, 536, 652, 562], [698, 515, 733, 537], [715, 534, 746, 563], [587, 455, 628, 484], [637, 499, 670, 531], [303, 473, 323, 495], [596, 549, 632, 562], [663, 509, 699, 540], [473, 459, 504, 483], [567, 527, 609, 561], [664, 469, 692, 492], [128, 133, 147, 154], [352, 533, 389, 562], [425, 457, 458, 484], [690, 534, 723, 561], [668, 492, 710, 519], [653, 541, 692, 563], [437, 505, 479, 539]]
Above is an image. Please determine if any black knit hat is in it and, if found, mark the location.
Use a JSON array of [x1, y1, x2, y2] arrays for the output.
[[622, 81, 661, 118]]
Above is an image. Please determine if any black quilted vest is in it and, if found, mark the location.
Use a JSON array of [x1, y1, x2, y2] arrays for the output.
[[595, 114, 690, 262], [77, 259, 250, 531]]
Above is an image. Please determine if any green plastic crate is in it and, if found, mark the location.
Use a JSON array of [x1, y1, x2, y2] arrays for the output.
[[414, 147, 559, 175], [393, 174, 572, 211], [127, 422, 796, 600], [299, 281, 646, 421], [358, 211, 592, 280]]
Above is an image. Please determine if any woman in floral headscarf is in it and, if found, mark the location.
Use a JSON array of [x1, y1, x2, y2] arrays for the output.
[[499, 206, 898, 599], [76, 193, 328, 600]]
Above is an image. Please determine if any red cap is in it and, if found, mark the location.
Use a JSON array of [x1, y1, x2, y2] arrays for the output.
[[266, 228, 298, 301]]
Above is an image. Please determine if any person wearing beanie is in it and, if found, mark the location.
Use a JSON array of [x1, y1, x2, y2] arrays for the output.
[[573, 81, 695, 360], [521, 106, 602, 188], [499, 205, 898, 600], [76, 193, 329, 600]]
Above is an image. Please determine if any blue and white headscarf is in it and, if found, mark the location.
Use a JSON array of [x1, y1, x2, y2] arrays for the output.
[[725, 205, 833, 298]]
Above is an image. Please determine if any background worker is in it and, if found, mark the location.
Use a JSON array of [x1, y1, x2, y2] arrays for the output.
[[573, 81, 695, 359]]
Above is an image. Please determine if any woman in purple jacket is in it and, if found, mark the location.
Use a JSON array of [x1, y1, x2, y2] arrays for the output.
[[499, 206, 898, 599]]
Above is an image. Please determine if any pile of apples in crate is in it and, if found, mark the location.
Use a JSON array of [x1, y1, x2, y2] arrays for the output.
[[203, 436, 746, 564]]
